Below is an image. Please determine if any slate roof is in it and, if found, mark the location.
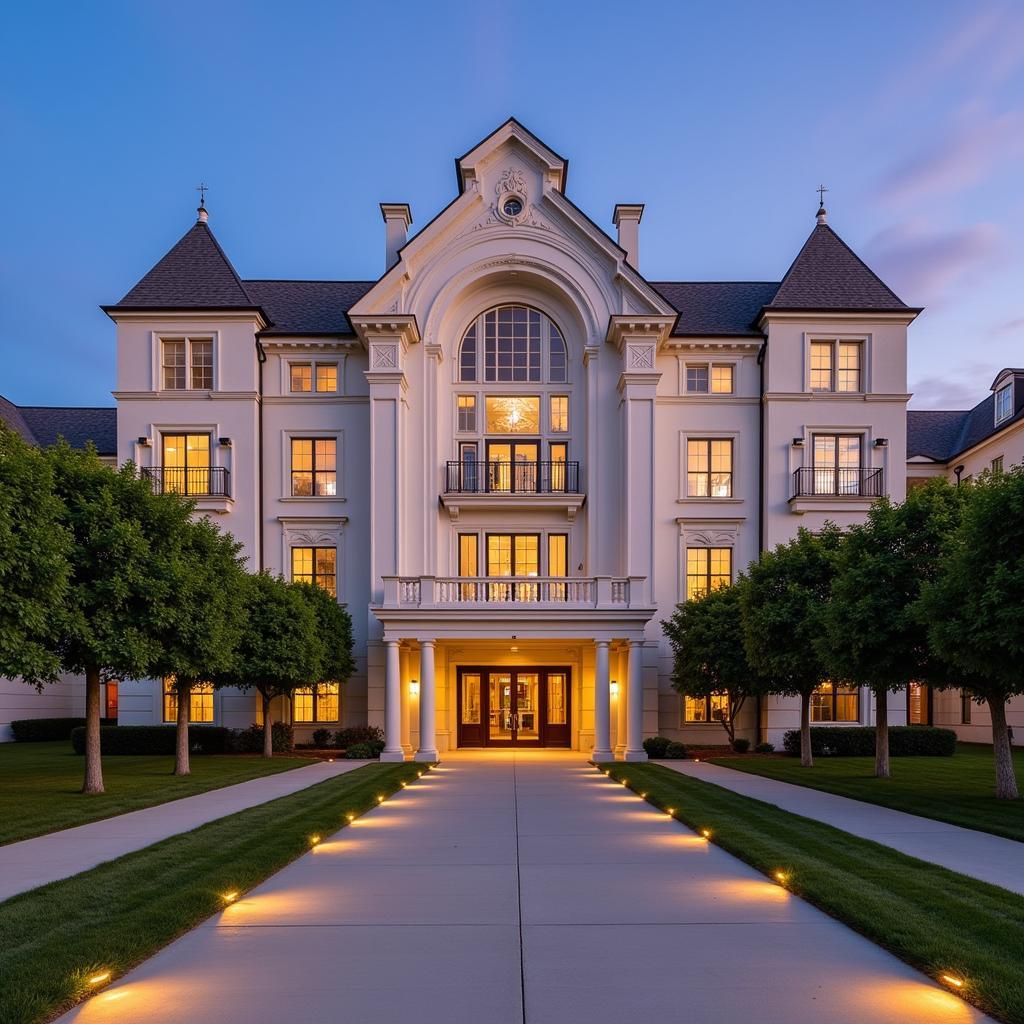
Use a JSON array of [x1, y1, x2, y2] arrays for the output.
[[652, 282, 780, 336], [0, 397, 116, 455], [245, 280, 374, 336], [768, 222, 912, 312]]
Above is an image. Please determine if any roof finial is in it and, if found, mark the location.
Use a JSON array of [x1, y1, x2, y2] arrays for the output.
[[816, 184, 828, 225], [196, 182, 209, 223]]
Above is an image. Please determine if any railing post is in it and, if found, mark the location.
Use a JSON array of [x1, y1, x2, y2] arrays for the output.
[[420, 576, 436, 609], [594, 576, 612, 608]]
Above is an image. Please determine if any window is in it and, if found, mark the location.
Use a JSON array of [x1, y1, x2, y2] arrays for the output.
[[961, 691, 972, 725], [487, 534, 539, 600], [485, 396, 540, 433], [550, 395, 569, 432], [684, 693, 729, 723], [685, 547, 731, 601], [813, 435, 862, 495], [162, 434, 211, 494], [992, 456, 1004, 475], [292, 546, 337, 597], [316, 364, 338, 393], [291, 363, 313, 392], [711, 365, 734, 393], [163, 681, 214, 723], [995, 384, 1013, 424], [457, 395, 477, 432], [161, 338, 213, 390], [548, 534, 568, 577], [549, 442, 568, 491], [458, 534, 479, 599], [686, 364, 734, 394], [811, 682, 859, 722], [294, 682, 340, 723], [810, 339, 862, 392], [291, 362, 338, 393], [687, 439, 733, 497], [291, 438, 337, 496], [458, 305, 566, 383]]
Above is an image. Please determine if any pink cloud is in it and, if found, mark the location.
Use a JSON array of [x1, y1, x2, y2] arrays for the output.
[[909, 373, 986, 410]]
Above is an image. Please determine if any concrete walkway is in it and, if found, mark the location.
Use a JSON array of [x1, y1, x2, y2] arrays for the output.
[[0, 759, 369, 902], [61, 751, 986, 1024], [659, 759, 1024, 895]]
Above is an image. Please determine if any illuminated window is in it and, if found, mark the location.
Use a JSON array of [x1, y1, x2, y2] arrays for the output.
[[687, 439, 733, 497], [291, 363, 337, 393], [485, 396, 540, 433], [162, 338, 213, 390], [162, 340, 186, 390], [548, 534, 568, 576], [291, 363, 312, 392], [292, 546, 337, 597], [550, 396, 569, 432], [685, 547, 731, 601], [684, 693, 729, 723], [316, 364, 338, 392], [995, 384, 1012, 424], [163, 680, 214, 723], [811, 340, 862, 392], [291, 438, 337, 496], [711, 365, 734, 393], [810, 341, 833, 391], [294, 682, 340, 723], [811, 682, 859, 722], [812, 434, 862, 495], [837, 343, 861, 392], [162, 434, 211, 495], [457, 395, 477, 432], [458, 534, 479, 599], [459, 305, 566, 383], [190, 340, 213, 389]]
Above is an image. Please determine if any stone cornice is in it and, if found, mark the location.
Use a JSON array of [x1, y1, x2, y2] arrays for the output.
[[605, 315, 676, 352], [348, 314, 421, 351]]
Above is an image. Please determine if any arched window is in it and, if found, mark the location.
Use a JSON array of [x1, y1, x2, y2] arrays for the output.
[[458, 305, 568, 383]]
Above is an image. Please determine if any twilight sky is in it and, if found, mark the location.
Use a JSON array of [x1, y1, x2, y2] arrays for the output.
[[1, 1, 1021, 409]]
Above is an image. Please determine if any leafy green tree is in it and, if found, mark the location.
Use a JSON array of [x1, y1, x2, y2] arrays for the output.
[[824, 482, 966, 778], [0, 424, 70, 685], [296, 581, 356, 693], [918, 466, 1024, 799], [217, 572, 324, 758], [662, 578, 768, 746], [46, 443, 180, 794], [148, 516, 248, 776], [741, 526, 842, 767]]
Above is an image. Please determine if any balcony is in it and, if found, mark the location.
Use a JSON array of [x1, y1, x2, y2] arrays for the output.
[[141, 467, 232, 510], [440, 460, 585, 521], [789, 466, 883, 514]]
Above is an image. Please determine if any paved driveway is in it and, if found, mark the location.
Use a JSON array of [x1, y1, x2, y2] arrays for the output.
[[61, 752, 987, 1024]]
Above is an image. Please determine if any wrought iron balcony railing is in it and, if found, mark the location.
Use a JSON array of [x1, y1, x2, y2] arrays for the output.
[[791, 466, 883, 499], [142, 466, 231, 498], [444, 460, 580, 494]]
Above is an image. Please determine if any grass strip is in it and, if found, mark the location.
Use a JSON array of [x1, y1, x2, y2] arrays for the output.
[[600, 761, 1024, 1024], [0, 760, 425, 1024], [0, 741, 317, 846], [708, 745, 1024, 843]]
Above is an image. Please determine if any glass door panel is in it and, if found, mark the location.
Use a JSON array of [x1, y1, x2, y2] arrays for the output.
[[514, 535, 539, 601], [516, 673, 540, 741], [547, 673, 567, 725], [489, 673, 513, 741]]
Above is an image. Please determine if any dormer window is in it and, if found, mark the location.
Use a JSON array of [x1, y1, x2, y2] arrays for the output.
[[995, 383, 1013, 424]]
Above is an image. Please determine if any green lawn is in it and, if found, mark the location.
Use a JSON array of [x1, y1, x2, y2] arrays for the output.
[[709, 744, 1024, 842], [602, 762, 1024, 1024], [0, 741, 316, 846], [0, 760, 423, 1024]]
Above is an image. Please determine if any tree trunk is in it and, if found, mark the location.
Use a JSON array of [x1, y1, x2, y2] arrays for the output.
[[874, 687, 891, 779], [800, 690, 813, 768], [174, 681, 191, 776], [724, 695, 744, 746], [82, 665, 105, 794], [262, 692, 273, 759], [988, 695, 1019, 800]]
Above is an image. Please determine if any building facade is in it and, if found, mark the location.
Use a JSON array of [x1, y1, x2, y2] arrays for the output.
[[8, 120, 932, 751]]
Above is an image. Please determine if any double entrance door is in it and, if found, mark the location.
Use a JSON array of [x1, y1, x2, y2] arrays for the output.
[[457, 667, 571, 748]]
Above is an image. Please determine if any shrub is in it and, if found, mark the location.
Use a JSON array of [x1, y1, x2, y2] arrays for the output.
[[233, 722, 294, 754], [334, 725, 384, 750], [344, 741, 381, 759], [664, 741, 688, 759], [311, 728, 332, 748], [754, 741, 775, 754], [12, 717, 85, 742], [642, 736, 671, 758], [781, 726, 957, 758], [70, 725, 231, 755], [731, 738, 751, 753]]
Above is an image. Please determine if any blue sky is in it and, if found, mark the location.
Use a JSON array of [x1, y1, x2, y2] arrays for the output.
[[1, 1, 1021, 409]]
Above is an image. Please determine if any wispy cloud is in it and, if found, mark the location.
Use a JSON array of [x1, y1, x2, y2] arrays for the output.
[[990, 317, 1024, 337], [909, 372, 987, 410]]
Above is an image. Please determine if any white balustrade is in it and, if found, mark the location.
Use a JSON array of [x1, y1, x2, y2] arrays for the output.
[[380, 576, 635, 609]]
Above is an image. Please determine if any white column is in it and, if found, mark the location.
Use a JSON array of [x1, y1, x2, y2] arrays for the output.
[[624, 640, 647, 761], [592, 640, 613, 761], [380, 640, 405, 761], [415, 640, 438, 762], [399, 646, 411, 753]]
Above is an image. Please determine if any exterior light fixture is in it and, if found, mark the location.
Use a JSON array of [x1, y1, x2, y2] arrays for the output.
[[218, 436, 233, 447], [222, 890, 239, 903], [792, 437, 804, 447], [774, 870, 788, 884], [666, 808, 675, 816], [346, 813, 355, 822], [693, 758, 701, 763], [400, 781, 407, 788], [701, 829, 711, 839], [136, 436, 151, 447], [310, 834, 321, 847], [377, 794, 385, 804], [941, 974, 965, 989], [610, 680, 619, 697], [874, 437, 889, 447], [417, 772, 423, 779], [640, 792, 647, 798], [88, 972, 111, 987], [409, 679, 420, 696]]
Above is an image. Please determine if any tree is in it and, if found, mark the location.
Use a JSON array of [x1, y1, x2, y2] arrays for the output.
[[918, 466, 1024, 799], [824, 481, 966, 778], [0, 424, 69, 686], [217, 572, 323, 758], [148, 516, 248, 776], [741, 526, 841, 767], [662, 578, 768, 746], [295, 581, 356, 694], [46, 443, 178, 794]]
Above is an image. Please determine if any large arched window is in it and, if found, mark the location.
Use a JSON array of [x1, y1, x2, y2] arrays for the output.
[[459, 305, 567, 383]]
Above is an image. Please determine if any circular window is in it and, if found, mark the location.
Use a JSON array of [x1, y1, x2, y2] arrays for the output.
[[502, 197, 523, 217]]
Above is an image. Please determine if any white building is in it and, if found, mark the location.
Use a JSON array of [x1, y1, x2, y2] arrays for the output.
[[8, 120, 931, 752]]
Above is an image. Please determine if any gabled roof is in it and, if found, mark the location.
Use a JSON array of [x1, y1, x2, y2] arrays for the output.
[[652, 282, 779, 337], [0, 397, 116, 455], [107, 220, 257, 310], [768, 222, 913, 313], [245, 280, 374, 336]]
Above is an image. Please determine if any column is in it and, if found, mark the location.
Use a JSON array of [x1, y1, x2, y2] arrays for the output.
[[415, 640, 438, 762], [615, 647, 627, 754], [592, 640, 613, 761], [624, 640, 648, 761], [380, 640, 405, 761], [399, 645, 411, 753]]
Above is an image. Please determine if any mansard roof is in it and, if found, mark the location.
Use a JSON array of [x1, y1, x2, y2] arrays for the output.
[[0, 396, 116, 455], [652, 282, 780, 337], [768, 222, 913, 313]]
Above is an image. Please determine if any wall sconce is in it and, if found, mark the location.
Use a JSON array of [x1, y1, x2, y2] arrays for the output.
[[610, 680, 620, 697], [873, 437, 888, 447], [791, 437, 804, 447], [137, 436, 151, 447], [409, 679, 419, 696], [219, 437, 233, 447]]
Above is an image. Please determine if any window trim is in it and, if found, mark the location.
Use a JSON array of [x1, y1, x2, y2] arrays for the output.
[[456, 394, 478, 433], [292, 681, 340, 724], [290, 545, 338, 597], [684, 361, 735, 395], [686, 437, 734, 498], [806, 337, 866, 394], [282, 431, 343, 501], [286, 358, 341, 395], [684, 546, 732, 602], [158, 335, 217, 392], [290, 437, 338, 498]]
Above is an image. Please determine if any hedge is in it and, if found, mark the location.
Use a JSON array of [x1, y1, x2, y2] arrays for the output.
[[782, 726, 957, 758], [70, 725, 233, 756], [11, 717, 116, 742], [233, 722, 294, 754]]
